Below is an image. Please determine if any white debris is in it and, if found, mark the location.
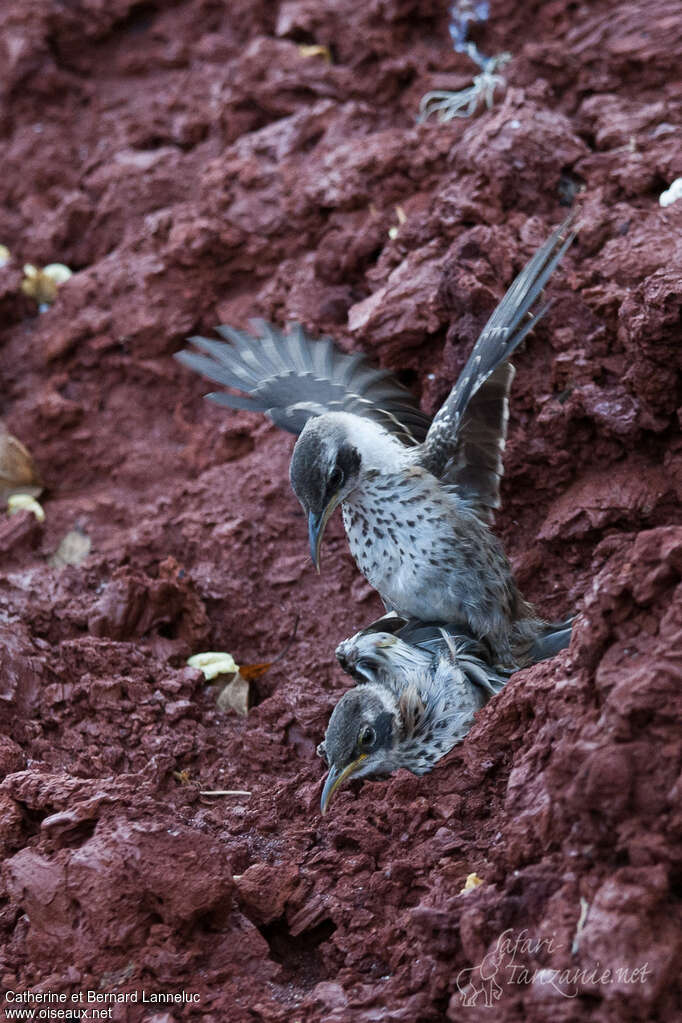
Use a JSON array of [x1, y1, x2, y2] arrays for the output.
[[7, 493, 45, 521], [659, 178, 682, 207]]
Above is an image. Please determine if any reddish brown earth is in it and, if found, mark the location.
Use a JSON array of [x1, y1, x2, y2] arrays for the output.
[[1, 0, 681, 1019]]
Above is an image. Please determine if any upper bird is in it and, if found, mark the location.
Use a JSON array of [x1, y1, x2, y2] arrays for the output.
[[176, 215, 575, 667]]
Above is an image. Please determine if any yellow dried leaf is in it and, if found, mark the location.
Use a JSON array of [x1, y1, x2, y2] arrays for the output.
[[187, 651, 239, 680], [0, 428, 43, 502], [297, 44, 332, 63], [0, 245, 10, 267], [43, 263, 73, 284], [7, 494, 45, 522], [461, 872, 484, 894], [21, 262, 72, 305]]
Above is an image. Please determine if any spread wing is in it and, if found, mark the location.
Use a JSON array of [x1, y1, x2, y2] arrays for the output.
[[418, 214, 576, 522], [175, 320, 431, 446]]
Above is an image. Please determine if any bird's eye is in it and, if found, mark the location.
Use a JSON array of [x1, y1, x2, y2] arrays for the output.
[[358, 725, 375, 748], [329, 466, 344, 491]]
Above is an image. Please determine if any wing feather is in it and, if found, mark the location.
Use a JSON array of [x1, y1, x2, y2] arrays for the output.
[[418, 213, 576, 519], [176, 321, 432, 444]]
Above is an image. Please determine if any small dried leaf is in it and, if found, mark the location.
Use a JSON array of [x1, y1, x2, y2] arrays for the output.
[[388, 206, 407, 240], [216, 671, 250, 716], [297, 43, 332, 62], [187, 651, 239, 680], [0, 245, 10, 267], [43, 263, 73, 285], [0, 427, 43, 502], [173, 769, 191, 785], [461, 872, 484, 894], [237, 616, 300, 683], [238, 661, 274, 682], [49, 527, 91, 568], [21, 262, 72, 305], [7, 494, 45, 522]]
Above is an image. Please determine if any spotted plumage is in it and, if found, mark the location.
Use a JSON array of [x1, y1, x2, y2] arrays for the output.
[[317, 612, 572, 810], [176, 215, 576, 667], [318, 620, 510, 811]]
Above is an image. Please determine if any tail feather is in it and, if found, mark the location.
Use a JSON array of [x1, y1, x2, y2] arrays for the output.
[[512, 615, 574, 667]]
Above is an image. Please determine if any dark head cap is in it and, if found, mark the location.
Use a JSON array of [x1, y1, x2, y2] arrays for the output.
[[319, 684, 399, 813], [289, 415, 361, 570], [289, 415, 361, 514]]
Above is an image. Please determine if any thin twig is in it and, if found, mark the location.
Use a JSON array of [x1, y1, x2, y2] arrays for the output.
[[269, 613, 300, 667], [199, 789, 252, 797]]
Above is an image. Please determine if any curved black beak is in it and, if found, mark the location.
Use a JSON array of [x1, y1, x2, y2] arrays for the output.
[[308, 499, 338, 573]]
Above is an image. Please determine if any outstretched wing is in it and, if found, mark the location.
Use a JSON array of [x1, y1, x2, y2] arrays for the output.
[[175, 320, 431, 446], [418, 214, 576, 521], [438, 361, 516, 523]]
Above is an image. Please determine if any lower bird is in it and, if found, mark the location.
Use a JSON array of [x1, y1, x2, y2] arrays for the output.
[[176, 214, 576, 667], [318, 613, 572, 813]]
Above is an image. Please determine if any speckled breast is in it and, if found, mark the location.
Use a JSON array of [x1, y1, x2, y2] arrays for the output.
[[340, 473, 474, 622]]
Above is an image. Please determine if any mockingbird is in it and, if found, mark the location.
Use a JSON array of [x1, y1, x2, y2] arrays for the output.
[[318, 612, 572, 813], [176, 215, 575, 666]]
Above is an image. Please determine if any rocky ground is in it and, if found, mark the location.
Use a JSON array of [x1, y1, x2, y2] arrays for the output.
[[1, 0, 681, 1019]]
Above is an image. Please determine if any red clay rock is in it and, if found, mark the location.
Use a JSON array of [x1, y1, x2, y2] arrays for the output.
[[0, 0, 681, 1019]]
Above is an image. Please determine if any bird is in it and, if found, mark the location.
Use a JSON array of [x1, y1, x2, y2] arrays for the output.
[[175, 215, 576, 667], [319, 618, 510, 813], [318, 612, 572, 813]]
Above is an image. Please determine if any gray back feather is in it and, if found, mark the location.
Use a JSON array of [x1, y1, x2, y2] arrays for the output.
[[397, 620, 510, 697]]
